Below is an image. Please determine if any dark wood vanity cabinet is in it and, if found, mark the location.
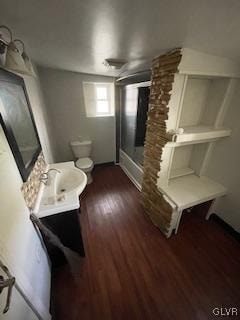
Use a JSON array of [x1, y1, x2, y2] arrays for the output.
[[40, 209, 85, 267]]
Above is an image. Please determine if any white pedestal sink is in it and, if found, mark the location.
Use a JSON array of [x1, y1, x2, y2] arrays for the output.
[[33, 161, 87, 218]]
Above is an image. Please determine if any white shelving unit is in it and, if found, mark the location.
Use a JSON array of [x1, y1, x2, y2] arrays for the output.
[[157, 49, 239, 237], [159, 175, 227, 211], [170, 126, 231, 145]]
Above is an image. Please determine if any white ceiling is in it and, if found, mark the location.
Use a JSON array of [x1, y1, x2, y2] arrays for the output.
[[0, 0, 240, 76]]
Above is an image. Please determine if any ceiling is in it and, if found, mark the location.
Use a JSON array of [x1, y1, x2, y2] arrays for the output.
[[0, 0, 240, 76]]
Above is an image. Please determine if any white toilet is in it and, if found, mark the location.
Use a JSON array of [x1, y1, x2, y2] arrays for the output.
[[70, 140, 94, 184]]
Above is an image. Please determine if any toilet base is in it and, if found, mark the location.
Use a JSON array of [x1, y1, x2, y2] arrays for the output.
[[74, 158, 94, 184], [86, 172, 93, 184]]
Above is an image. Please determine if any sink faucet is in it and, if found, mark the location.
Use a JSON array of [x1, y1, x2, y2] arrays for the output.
[[39, 168, 61, 185]]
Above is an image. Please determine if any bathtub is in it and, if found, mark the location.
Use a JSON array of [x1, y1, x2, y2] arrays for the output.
[[119, 149, 143, 191]]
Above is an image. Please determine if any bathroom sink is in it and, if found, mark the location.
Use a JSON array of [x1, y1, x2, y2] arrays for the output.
[[34, 161, 87, 218], [56, 167, 87, 195]]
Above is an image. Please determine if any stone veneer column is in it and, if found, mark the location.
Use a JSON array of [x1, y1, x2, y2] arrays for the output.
[[141, 48, 182, 236]]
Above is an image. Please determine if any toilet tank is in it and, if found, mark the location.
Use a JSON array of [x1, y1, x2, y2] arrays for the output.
[[70, 140, 92, 158]]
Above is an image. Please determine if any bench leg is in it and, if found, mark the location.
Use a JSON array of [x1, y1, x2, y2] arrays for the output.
[[175, 209, 183, 235], [206, 198, 219, 220]]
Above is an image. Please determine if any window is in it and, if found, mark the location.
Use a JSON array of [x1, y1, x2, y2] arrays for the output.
[[83, 82, 114, 117]]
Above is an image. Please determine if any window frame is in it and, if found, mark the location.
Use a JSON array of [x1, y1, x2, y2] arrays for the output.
[[95, 85, 109, 115], [83, 82, 115, 118]]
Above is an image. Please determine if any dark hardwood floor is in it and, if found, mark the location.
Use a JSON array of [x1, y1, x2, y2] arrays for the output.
[[51, 165, 240, 320]]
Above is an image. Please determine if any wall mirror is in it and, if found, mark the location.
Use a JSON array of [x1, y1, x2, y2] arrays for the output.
[[0, 68, 41, 181]]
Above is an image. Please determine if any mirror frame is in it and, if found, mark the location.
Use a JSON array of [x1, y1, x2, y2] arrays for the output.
[[0, 68, 41, 181]]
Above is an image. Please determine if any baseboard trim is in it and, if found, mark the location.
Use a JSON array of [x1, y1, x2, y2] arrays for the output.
[[210, 214, 240, 242], [94, 161, 115, 167]]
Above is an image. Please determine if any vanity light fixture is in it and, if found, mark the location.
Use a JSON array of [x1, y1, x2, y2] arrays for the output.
[[0, 25, 11, 55], [0, 25, 35, 76], [14, 39, 36, 76], [5, 40, 29, 75]]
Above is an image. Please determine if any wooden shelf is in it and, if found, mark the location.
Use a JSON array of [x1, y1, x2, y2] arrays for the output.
[[170, 167, 194, 179], [167, 126, 231, 146], [158, 174, 227, 210]]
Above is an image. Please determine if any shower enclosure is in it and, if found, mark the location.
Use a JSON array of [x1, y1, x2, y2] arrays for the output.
[[120, 81, 150, 189]]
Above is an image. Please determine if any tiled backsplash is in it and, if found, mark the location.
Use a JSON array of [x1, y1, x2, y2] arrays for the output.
[[21, 152, 47, 209]]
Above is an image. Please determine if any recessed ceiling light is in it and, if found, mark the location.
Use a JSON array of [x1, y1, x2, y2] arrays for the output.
[[103, 59, 127, 70]]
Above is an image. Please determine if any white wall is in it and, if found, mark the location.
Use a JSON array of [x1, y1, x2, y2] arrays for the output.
[[0, 125, 51, 319], [0, 55, 56, 163], [0, 58, 54, 317], [23, 73, 57, 163], [206, 82, 240, 232], [38, 67, 116, 164]]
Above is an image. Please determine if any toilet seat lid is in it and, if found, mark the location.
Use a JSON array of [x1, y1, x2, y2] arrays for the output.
[[76, 157, 93, 169]]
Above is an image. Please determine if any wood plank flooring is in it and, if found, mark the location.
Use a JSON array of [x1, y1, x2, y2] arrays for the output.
[[51, 165, 240, 320]]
